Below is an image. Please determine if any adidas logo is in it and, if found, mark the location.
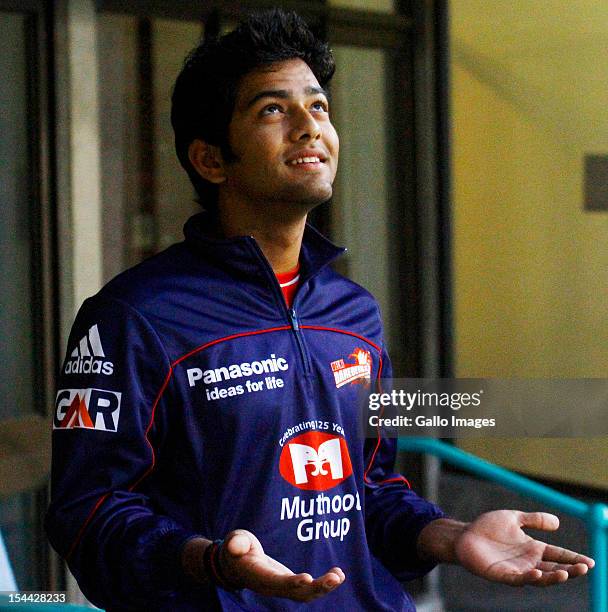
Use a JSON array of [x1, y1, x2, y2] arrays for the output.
[[64, 324, 114, 376]]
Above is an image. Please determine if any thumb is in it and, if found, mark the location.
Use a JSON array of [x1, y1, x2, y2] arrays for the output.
[[224, 531, 254, 558], [519, 511, 560, 532]]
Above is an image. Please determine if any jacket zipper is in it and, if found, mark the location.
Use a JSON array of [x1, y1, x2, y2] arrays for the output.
[[247, 239, 312, 374], [288, 307, 311, 374]]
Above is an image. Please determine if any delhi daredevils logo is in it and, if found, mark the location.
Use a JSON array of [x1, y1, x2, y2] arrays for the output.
[[279, 431, 353, 491]]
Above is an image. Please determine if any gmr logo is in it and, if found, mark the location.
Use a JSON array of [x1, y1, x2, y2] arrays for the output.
[[54, 388, 121, 432], [279, 431, 353, 491]]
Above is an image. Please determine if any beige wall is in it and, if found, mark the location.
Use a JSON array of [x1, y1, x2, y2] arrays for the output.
[[451, 1, 608, 488], [329, 0, 395, 13]]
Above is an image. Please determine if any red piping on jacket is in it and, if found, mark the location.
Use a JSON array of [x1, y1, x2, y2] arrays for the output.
[[65, 324, 410, 559], [66, 326, 290, 560], [363, 351, 411, 489]]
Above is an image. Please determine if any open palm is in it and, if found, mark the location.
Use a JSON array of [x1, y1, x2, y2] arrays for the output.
[[219, 529, 345, 602], [454, 510, 594, 586]]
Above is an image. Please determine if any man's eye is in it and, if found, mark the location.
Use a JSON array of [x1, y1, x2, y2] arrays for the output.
[[311, 100, 329, 112], [262, 104, 283, 115]]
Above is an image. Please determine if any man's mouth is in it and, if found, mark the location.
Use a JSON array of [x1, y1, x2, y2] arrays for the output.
[[288, 156, 324, 166], [285, 149, 328, 166]]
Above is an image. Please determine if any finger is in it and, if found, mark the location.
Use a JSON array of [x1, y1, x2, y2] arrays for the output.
[[272, 572, 340, 603], [529, 570, 570, 587], [537, 561, 589, 577], [253, 573, 312, 601], [506, 568, 541, 586], [313, 567, 346, 589], [506, 568, 568, 587], [247, 570, 306, 599], [328, 566, 346, 582], [542, 544, 595, 568], [518, 511, 559, 532], [304, 579, 343, 600], [284, 568, 345, 601], [291, 572, 314, 587]]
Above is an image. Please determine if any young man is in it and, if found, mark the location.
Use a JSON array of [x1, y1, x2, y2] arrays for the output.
[[46, 10, 593, 611]]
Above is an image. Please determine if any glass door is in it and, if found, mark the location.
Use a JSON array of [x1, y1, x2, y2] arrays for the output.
[[0, 0, 57, 592]]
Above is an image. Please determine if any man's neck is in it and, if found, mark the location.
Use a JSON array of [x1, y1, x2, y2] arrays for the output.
[[215, 198, 307, 274]]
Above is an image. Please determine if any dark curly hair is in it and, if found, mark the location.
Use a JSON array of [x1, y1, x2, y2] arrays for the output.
[[171, 9, 335, 212]]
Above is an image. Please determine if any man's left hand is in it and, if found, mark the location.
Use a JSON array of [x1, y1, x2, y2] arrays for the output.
[[417, 510, 595, 586]]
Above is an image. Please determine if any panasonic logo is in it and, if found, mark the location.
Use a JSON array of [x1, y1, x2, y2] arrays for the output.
[[187, 354, 289, 387]]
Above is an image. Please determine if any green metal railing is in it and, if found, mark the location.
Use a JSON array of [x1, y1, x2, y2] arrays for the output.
[[398, 437, 608, 612], [1, 438, 604, 611]]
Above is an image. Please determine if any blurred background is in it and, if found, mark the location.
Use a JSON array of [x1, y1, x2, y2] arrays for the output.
[[1, 0, 606, 609]]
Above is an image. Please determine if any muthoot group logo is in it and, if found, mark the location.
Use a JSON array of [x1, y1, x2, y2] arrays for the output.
[[278, 428, 359, 544], [279, 431, 353, 491]]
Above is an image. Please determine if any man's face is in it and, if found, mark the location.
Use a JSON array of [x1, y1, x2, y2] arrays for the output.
[[222, 58, 339, 211]]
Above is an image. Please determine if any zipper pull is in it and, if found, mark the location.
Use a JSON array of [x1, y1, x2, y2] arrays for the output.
[[289, 308, 299, 331]]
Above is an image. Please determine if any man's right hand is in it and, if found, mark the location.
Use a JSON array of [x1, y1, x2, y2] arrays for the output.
[[182, 530, 345, 603]]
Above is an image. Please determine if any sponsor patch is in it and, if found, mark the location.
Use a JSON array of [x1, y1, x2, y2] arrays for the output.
[[330, 348, 372, 388], [54, 388, 121, 432], [279, 431, 353, 491], [64, 324, 114, 376], [186, 354, 288, 387], [278, 426, 359, 544]]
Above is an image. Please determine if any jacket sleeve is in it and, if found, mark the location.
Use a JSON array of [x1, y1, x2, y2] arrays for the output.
[[45, 295, 199, 610], [363, 346, 445, 581]]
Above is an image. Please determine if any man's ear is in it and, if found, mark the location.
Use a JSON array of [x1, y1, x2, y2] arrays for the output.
[[188, 139, 227, 184]]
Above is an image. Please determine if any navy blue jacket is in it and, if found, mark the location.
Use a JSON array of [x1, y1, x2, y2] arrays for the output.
[[46, 213, 444, 611]]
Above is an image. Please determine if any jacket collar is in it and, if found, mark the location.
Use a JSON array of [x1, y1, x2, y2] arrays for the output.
[[183, 212, 346, 284]]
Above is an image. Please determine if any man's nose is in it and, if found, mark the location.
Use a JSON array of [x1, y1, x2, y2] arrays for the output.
[[288, 108, 321, 142]]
